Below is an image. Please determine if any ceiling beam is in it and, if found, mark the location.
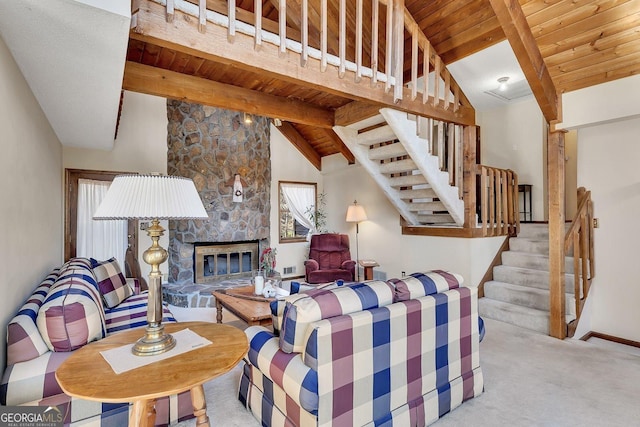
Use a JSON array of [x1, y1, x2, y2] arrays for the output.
[[123, 61, 335, 128], [276, 122, 322, 170], [334, 102, 382, 126], [488, 0, 560, 123], [131, 0, 476, 126], [322, 128, 355, 164]]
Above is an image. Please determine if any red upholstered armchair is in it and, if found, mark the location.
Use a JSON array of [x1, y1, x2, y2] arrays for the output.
[[304, 233, 356, 284]]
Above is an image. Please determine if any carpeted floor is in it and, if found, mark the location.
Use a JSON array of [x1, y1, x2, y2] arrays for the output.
[[172, 309, 640, 427]]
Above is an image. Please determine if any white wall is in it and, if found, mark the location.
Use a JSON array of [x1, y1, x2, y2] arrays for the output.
[[559, 74, 640, 130], [0, 37, 63, 369], [321, 154, 505, 286], [577, 115, 640, 341], [269, 125, 323, 278], [63, 90, 168, 279], [477, 98, 546, 221]]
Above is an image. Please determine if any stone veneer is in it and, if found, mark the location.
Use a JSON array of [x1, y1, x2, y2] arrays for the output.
[[166, 101, 271, 287]]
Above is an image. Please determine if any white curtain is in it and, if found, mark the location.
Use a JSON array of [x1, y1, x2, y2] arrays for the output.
[[77, 179, 128, 268], [281, 182, 316, 237]]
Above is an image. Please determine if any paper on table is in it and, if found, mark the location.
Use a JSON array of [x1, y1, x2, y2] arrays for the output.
[[100, 328, 212, 374]]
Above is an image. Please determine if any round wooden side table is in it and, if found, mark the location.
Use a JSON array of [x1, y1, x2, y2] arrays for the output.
[[56, 321, 248, 427]]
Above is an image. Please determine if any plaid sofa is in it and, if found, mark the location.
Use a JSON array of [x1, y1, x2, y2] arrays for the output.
[[1, 257, 194, 426], [239, 271, 484, 427]]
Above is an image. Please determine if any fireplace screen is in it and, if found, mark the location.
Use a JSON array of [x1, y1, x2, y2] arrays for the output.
[[194, 241, 259, 284]]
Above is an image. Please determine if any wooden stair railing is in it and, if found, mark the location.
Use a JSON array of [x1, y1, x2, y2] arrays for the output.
[[565, 187, 595, 337], [477, 166, 519, 237], [158, 0, 473, 123], [398, 118, 518, 237]]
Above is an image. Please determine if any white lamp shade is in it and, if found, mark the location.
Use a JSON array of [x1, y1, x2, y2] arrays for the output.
[[346, 203, 367, 223], [93, 175, 209, 220]]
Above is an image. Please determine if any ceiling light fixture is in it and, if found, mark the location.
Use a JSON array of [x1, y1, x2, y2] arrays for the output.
[[243, 112, 253, 124], [498, 76, 509, 91]]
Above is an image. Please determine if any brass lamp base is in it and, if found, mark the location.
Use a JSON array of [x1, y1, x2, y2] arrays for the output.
[[132, 324, 176, 356]]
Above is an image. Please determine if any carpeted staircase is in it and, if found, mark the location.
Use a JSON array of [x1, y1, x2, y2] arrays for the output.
[[479, 223, 576, 334]]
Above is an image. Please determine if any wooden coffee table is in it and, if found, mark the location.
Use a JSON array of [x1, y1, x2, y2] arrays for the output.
[[55, 322, 247, 427], [214, 285, 274, 326]]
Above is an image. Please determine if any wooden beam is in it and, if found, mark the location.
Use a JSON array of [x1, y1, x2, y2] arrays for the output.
[[487, 0, 560, 123], [131, 0, 475, 126], [334, 102, 381, 126], [276, 122, 322, 170], [548, 129, 566, 339], [123, 61, 335, 128], [322, 128, 355, 164]]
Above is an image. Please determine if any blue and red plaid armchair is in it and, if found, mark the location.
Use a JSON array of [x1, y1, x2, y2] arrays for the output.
[[239, 271, 484, 426]]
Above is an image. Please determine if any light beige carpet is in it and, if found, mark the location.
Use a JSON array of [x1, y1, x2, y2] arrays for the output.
[[172, 310, 640, 426]]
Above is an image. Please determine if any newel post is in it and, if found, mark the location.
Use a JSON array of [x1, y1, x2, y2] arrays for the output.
[[548, 129, 566, 339], [462, 125, 477, 229]]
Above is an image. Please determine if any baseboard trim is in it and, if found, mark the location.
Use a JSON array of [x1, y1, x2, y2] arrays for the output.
[[579, 331, 640, 348]]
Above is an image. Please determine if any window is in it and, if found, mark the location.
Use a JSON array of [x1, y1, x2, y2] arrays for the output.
[[279, 181, 317, 243], [65, 169, 138, 265]]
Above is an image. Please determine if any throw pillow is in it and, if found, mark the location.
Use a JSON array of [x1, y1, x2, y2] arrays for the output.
[[390, 270, 463, 301], [92, 257, 133, 308], [37, 265, 106, 352]]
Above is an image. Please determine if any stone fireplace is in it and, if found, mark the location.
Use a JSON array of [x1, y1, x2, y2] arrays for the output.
[[166, 101, 271, 288]]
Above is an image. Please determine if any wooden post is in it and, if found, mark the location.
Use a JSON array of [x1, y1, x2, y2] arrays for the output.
[[227, 0, 236, 41], [463, 126, 477, 228], [548, 129, 566, 339], [254, 0, 262, 49], [392, 0, 404, 102], [198, 0, 207, 33], [370, 0, 378, 85], [301, 0, 308, 66]]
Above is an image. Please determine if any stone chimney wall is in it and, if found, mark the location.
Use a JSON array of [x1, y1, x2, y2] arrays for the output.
[[166, 100, 271, 285]]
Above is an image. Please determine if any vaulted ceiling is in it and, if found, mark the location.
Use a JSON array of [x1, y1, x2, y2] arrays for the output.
[[124, 0, 640, 165], [0, 0, 638, 159]]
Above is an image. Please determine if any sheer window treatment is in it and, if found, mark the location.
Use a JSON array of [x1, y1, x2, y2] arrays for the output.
[[77, 179, 127, 268], [281, 182, 316, 238]]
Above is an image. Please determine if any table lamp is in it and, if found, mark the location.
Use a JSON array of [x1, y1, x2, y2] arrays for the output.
[[94, 174, 208, 356], [346, 200, 367, 281]]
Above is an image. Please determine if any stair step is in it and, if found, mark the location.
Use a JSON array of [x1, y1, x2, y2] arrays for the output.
[[502, 251, 576, 273], [408, 201, 445, 212], [357, 124, 396, 146], [517, 223, 571, 239], [348, 114, 385, 131], [510, 237, 574, 256], [479, 298, 549, 334], [379, 159, 417, 174], [388, 174, 428, 187], [368, 143, 408, 160], [484, 281, 574, 314], [493, 265, 574, 294], [416, 214, 455, 224], [399, 187, 436, 199], [509, 237, 550, 254]]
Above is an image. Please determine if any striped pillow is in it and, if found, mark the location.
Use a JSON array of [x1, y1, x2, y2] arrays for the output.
[[389, 270, 463, 301], [92, 258, 133, 308], [279, 280, 394, 353], [36, 265, 106, 352]]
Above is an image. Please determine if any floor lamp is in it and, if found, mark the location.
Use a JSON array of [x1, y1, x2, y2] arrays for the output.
[[346, 200, 367, 281], [94, 174, 208, 356]]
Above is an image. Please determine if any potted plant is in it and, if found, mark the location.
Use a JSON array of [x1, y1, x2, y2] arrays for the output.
[[260, 247, 277, 277]]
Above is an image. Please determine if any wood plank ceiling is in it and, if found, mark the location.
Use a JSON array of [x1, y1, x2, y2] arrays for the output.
[[125, 0, 640, 165]]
